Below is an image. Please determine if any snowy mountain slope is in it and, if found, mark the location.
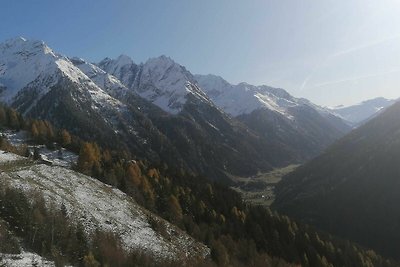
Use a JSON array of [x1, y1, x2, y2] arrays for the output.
[[69, 57, 129, 99], [195, 74, 339, 120], [0, 37, 61, 102], [0, 37, 126, 116], [0, 251, 60, 267], [1, 129, 78, 168], [195, 74, 297, 118], [99, 55, 213, 114], [0, 37, 94, 104], [195, 74, 351, 160], [99, 55, 139, 89], [330, 97, 396, 126], [0, 150, 209, 260]]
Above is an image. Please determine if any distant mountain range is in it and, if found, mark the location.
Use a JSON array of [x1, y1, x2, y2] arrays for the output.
[[329, 97, 396, 126], [0, 37, 351, 181]]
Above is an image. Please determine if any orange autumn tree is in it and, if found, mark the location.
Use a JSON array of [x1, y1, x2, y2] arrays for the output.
[[77, 142, 101, 175]]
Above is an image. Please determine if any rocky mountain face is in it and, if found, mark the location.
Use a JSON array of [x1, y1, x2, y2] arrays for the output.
[[273, 101, 400, 259]]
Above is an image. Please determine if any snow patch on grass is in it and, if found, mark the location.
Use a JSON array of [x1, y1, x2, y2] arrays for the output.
[[0, 150, 24, 163], [0, 251, 59, 267]]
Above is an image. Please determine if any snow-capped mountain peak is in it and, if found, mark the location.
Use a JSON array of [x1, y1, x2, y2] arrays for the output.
[[99, 55, 212, 114], [116, 54, 134, 65], [0, 37, 59, 101], [100, 54, 135, 75], [0, 37, 55, 56], [135, 56, 212, 113], [194, 74, 232, 98], [0, 37, 95, 102], [98, 54, 139, 90], [0, 37, 127, 118]]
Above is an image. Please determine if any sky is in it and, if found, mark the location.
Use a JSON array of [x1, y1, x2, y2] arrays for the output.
[[1, 0, 400, 107]]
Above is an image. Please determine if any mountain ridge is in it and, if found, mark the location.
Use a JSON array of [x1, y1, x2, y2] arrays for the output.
[[195, 73, 351, 161], [0, 37, 350, 181]]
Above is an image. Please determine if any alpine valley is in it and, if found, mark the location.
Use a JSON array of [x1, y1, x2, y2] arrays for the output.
[[1, 37, 399, 267], [0, 37, 352, 182]]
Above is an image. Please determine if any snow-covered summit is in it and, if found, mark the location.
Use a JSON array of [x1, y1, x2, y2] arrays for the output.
[[0, 37, 126, 114], [98, 55, 139, 89], [0, 37, 60, 101], [195, 74, 304, 118], [115, 54, 134, 66], [0, 37, 93, 102], [99, 55, 212, 114], [138, 56, 211, 113], [98, 55, 135, 79], [194, 74, 232, 98]]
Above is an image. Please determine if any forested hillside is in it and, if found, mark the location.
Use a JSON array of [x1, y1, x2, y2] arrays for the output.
[[274, 101, 400, 260], [0, 105, 398, 267]]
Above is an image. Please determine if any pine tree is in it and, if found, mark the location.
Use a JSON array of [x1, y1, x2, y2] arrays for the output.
[[211, 240, 230, 266], [168, 195, 183, 222], [60, 129, 72, 147], [126, 162, 142, 187], [77, 142, 101, 175], [31, 122, 39, 141], [7, 108, 19, 129], [83, 252, 100, 267], [0, 107, 7, 126]]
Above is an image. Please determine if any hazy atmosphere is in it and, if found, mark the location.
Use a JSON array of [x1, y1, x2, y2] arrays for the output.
[[2, 0, 400, 106]]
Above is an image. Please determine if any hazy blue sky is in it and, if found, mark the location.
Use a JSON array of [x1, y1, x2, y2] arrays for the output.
[[2, 0, 400, 106]]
